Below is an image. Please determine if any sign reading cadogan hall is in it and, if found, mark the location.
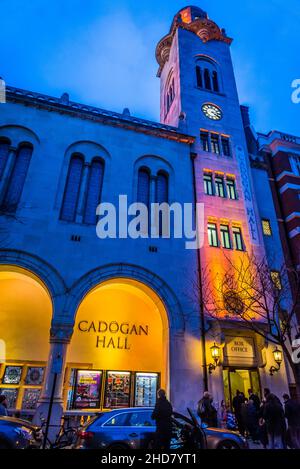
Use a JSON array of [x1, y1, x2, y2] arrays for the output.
[[77, 320, 149, 350]]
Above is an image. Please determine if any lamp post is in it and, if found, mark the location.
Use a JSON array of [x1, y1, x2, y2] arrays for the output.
[[208, 342, 220, 374], [269, 346, 283, 376]]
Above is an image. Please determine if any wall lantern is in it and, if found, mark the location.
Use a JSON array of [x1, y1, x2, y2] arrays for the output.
[[269, 346, 283, 376], [208, 342, 220, 374]]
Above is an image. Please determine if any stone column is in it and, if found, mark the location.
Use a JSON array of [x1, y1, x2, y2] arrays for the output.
[[33, 324, 73, 439], [0, 146, 17, 200]]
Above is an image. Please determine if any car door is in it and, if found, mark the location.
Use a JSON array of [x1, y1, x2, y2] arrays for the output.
[[125, 410, 156, 449]]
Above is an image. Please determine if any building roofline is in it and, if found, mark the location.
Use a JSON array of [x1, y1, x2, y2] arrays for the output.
[[5, 85, 195, 144]]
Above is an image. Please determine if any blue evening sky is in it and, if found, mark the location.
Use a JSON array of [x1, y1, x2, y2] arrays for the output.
[[1, 0, 299, 135]]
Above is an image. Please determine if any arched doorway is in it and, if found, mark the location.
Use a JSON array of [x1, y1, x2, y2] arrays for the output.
[[65, 278, 169, 410], [0, 265, 52, 412]]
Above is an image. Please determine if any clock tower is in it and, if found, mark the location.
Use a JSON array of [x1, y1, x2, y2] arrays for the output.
[[156, 5, 264, 257]]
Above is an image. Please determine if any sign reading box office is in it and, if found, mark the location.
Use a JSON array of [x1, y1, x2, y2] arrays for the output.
[[224, 336, 256, 366]]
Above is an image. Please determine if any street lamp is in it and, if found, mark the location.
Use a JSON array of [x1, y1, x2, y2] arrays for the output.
[[208, 342, 220, 374], [269, 346, 283, 376]]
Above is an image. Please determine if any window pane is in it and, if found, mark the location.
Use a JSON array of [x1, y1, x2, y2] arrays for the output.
[[215, 177, 225, 197], [220, 225, 231, 249], [233, 227, 244, 250], [211, 135, 220, 154], [222, 138, 231, 156], [127, 411, 155, 427], [196, 66, 203, 88], [204, 69, 211, 90], [104, 412, 129, 427], [204, 174, 213, 195], [2, 145, 33, 212], [200, 132, 209, 152], [84, 160, 104, 224], [137, 169, 150, 207], [227, 179, 237, 199], [262, 219, 272, 236], [208, 223, 218, 247], [60, 155, 83, 222]]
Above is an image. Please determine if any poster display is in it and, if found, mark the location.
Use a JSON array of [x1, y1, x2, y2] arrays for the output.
[[0, 388, 18, 408], [134, 372, 158, 407], [22, 388, 41, 409], [104, 371, 131, 408], [73, 370, 102, 409]]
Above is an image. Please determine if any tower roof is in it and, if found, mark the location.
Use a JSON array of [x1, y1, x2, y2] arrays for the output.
[[174, 6, 208, 26]]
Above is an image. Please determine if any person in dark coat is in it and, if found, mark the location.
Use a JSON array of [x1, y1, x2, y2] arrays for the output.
[[151, 389, 173, 450], [283, 393, 300, 449], [246, 399, 260, 442], [248, 388, 260, 412], [263, 393, 286, 449], [197, 391, 218, 427], [258, 399, 268, 449], [232, 390, 246, 435]]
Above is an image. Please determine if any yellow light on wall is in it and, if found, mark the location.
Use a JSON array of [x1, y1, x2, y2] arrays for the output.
[[273, 347, 283, 365], [210, 342, 220, 363]]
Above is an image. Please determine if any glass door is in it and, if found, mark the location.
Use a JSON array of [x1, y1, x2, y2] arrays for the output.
[[223, 368, 261, 408]]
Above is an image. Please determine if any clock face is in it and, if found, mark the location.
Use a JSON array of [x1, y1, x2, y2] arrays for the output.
[[202, 103, 223, 120]]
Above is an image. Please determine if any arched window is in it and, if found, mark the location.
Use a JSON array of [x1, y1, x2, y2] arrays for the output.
[[204, 69, 212, 90], [0, 138, 10, 180], [196, 66, 203, 88], [83, 158, 105, 225], [137, 167, 150, 209], [156, 171, 169, 236], [60, 154, 84, 222], [2, 143, 33, 212], [212, 71, 219, 92]]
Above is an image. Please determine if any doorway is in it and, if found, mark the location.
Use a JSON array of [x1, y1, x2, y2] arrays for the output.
[[223, 368, 261, 408]]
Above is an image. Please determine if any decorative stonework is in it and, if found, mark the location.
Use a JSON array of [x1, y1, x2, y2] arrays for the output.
[[50, 324, 74, 343]]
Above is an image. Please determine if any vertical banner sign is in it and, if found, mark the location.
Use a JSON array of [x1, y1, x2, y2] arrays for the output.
[[235, 145, 259, 245]]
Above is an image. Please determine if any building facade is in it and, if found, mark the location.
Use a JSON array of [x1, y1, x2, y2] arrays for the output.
[[0, 6, 297, 425]]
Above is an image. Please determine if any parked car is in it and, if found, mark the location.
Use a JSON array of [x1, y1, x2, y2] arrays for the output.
[[75, 407, 247, 450], [0, 416, 40, 449]]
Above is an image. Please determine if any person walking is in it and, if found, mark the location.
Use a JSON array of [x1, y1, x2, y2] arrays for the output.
[[197, 391, 218, 427], [247, 399, 260, 442], [283, 393, 300, 449], [0, 395, 8, 416], [263, 393, 286, 449], [232, 390, 246, 435], [151, 389, 173, 450]]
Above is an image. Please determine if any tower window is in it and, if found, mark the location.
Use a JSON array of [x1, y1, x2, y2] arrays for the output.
[[215, 176, 225, 197], [212, 71, 219, 92], [211, 134, 220, 154], [204, 69, 212, 90], [221, 137, 231, 156], [196, 66, 203, 88], [204, 174, 213, 195], [137, 168, 150, 209], [200, 132, 210, 152], [262, 219, 272, 236], [220, 224, 231, 249], [226, 179, 237, 200], [60, 154, 84, 222], [232, 227, 244, 251], [208, 223, 218, 247]]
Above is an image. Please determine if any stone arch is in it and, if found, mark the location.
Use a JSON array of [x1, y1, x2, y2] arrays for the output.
[[65, 263, 185, 334], [0, 124, 40, 146]]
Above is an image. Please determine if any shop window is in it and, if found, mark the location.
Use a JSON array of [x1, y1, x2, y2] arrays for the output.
[[220, 224, 231, 249], [60, 154, 84, 222], [104, 371, 131, 409], [221, 137, 231, 156], [227, 178, 237, 200], [232, 226, 244, 251], [200, 131, 210, 152], [211, 134, 220, 154], [204, 173, 214, 195], [83, 158, 105, 225], [215, 176, 225, 197], [262, 219, 272, 236], [1, 143, 33, 213], [208, 223, 219, 247]]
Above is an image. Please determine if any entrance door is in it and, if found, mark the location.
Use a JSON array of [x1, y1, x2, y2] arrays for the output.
[[223, 368, 261, 408]]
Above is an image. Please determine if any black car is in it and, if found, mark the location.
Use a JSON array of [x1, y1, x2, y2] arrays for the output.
[[0, 416, 40, 449], [75, 407, 247, 450]]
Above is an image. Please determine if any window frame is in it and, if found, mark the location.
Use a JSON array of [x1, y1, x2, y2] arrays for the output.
[[232, 226, 244, 251], [220, 224, 232, 249], [208, 222, 219, 247]]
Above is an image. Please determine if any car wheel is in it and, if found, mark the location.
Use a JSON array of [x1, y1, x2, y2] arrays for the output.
[[217, 440, 240, 449]]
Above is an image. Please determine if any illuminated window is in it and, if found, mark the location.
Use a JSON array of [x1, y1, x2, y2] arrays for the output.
[[221, 137, 231, 156], [232, 227, 244, 251], [227, 179, 237, 200], [215, 176, 225, 197], [262, 219, 272, 236], [208, 223, 219, 247], [271, 271, 282, 290], [203, 174, 213, 195], [211, 134, 220, 154], [200, 132, 209, 152], [220, 225, 231, 249]]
